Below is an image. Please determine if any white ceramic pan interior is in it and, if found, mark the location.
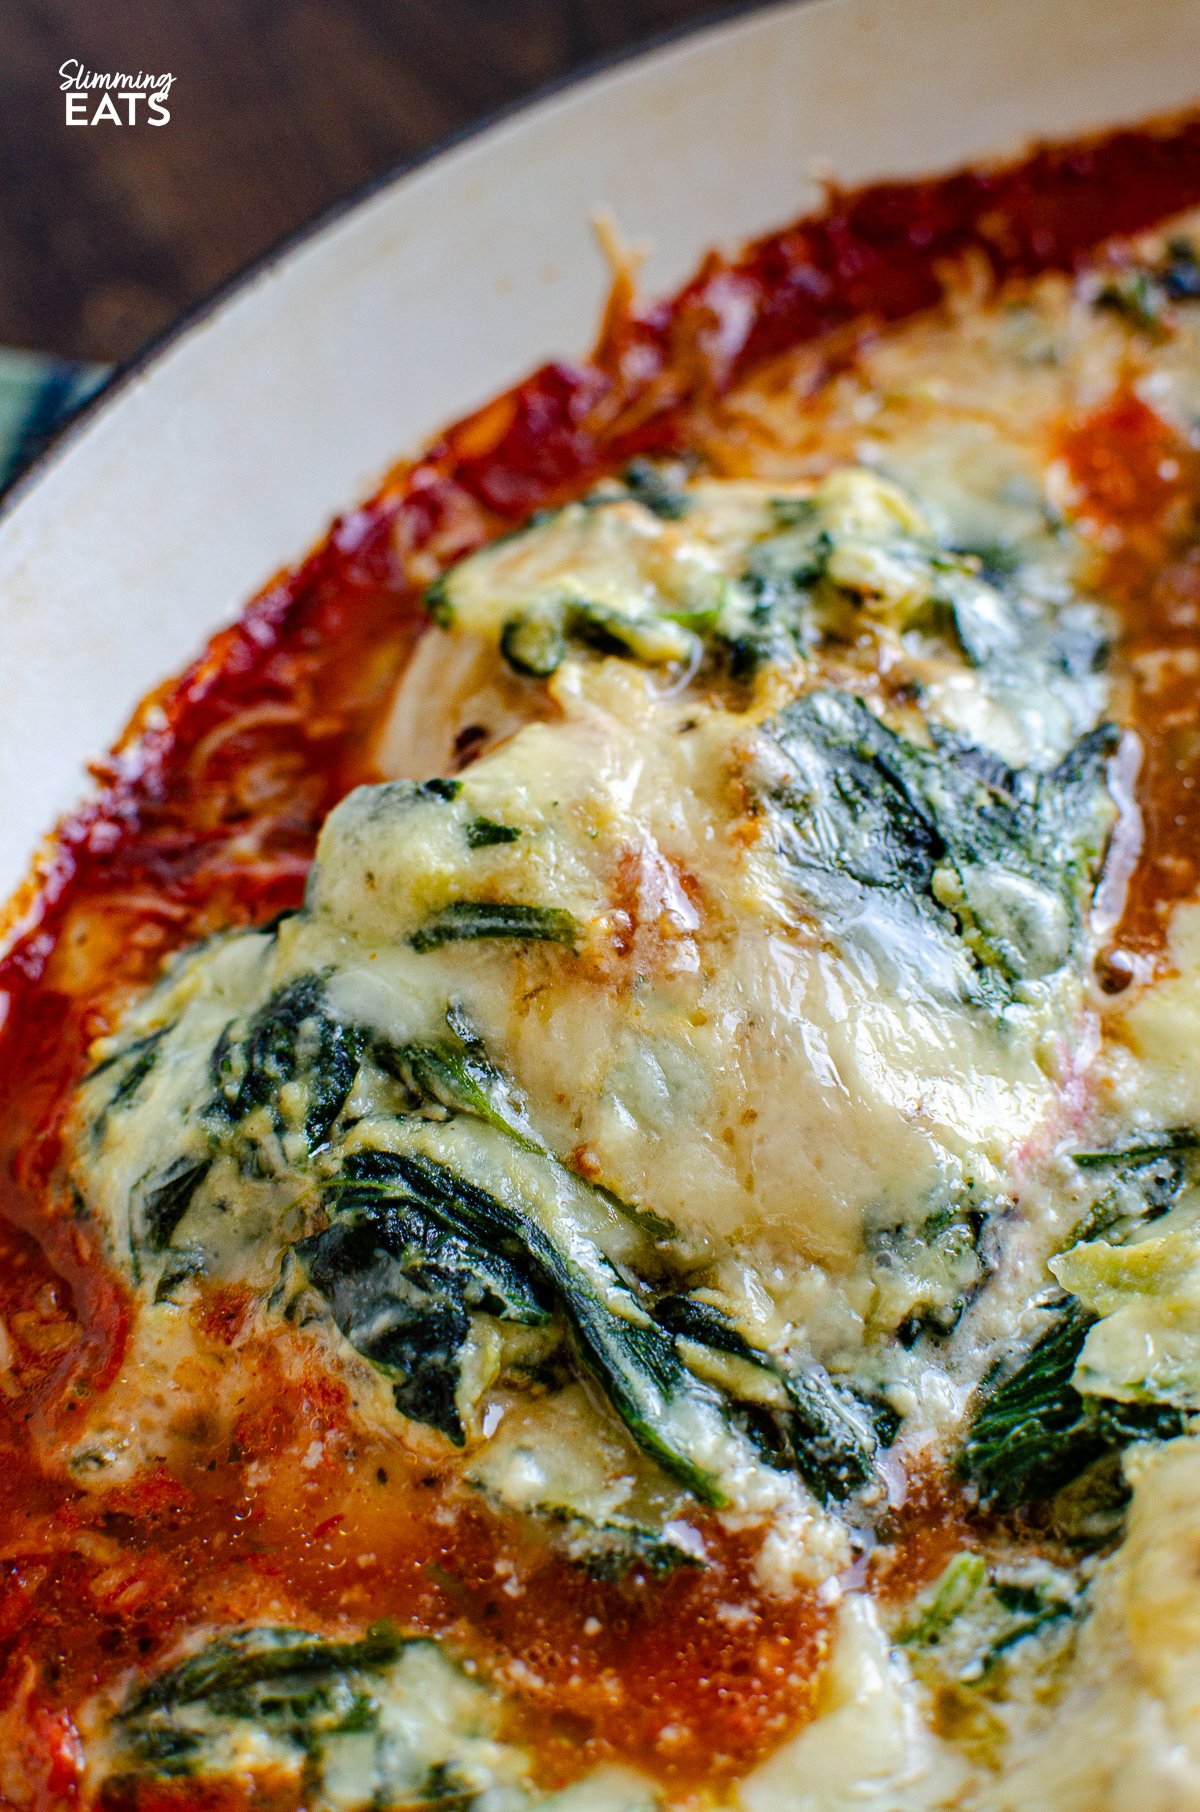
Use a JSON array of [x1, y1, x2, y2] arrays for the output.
[[1, 0, 1198, 903]]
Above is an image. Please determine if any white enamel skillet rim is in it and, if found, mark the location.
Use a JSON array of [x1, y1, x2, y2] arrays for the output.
[[0, 0, 1197, 912]]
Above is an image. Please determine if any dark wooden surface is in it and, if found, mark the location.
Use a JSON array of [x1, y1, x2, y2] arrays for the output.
[[0, 0, 759, 364]]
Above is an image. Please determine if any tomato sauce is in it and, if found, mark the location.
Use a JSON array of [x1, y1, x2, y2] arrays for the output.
[[1058, 390, 1200, 975], [3, 116, 1200, 1804]]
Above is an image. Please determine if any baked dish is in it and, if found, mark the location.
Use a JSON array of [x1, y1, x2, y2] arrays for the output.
[[6, 117, 1200, 1811]]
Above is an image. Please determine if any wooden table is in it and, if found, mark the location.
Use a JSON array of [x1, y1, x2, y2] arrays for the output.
[[0, 0, 754, 364]]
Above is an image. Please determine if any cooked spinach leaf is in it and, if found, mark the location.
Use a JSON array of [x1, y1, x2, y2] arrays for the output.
[[139, 1156, 213, 1254], [983, 1578, 1079, 1665], [958, 1297, 1187, 1512], [1164, 235, 1200, 299], [90, 1025, 168, 1122], [409, 902, 580, 954], [1067, 1133, 1197, 1244], [958, 1299, 1101, 1510], [500, 609, 568, 677], [654, 1292, 883, 1503], [317, 1138, 869, 1510], [119, 978, 370, 1284], [372, 1008, 539, 1152], [499, 595, 696, 679], [423, 570, 455, 628], [1095, 267, 1170, 338], [763, 690, 1117, 1004], [153, 1248, 208, 1303], [896, 1552, 987, 1647], [898, 1554, 1080, 1686], [1071, 1128, 1200, 1170], [619, 459, 691, 521], [767, 1366, 884, 1503], [868, 1205, 990, 1344], [208, 972, 364, 1147], [342, 1148, 731, 1503], [1092, 239, 1200, 333], [948, 540, 1023, 586], [122, 1623, 406, 1720], [716, 506, 828, 676], [465, 816, 522, 848], [961, 1134, 1200, 1512], [297, 1186, 550, 1445], [109, 1624, 536, 1804], [418, 777, 463, 803], [553, 1516, 703, 1581]]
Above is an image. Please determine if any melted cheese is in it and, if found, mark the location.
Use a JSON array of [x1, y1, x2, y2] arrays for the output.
[[317, 664, 1075, 1266], [734, 1597, 968, 1811]]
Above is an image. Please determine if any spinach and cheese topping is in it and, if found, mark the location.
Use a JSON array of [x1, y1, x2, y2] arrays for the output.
[[61, 216, 1200, 1810], [70, 482, 1120, 1545], [431, 467, 1106, 769], [958, 1139, 1200, 1517], [95, 1622, 655, 1810]]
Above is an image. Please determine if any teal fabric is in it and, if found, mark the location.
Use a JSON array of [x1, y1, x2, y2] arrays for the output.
[[0, 348, 108, 494]]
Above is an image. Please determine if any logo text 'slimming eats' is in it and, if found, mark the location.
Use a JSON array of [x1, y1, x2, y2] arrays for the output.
[[60, 61, 174, 126]]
